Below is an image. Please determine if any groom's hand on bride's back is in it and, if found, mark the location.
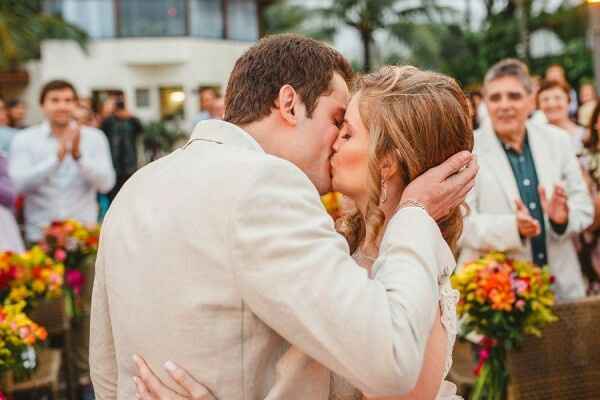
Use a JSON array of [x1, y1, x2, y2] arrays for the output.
[[400, 151, 478, 221]]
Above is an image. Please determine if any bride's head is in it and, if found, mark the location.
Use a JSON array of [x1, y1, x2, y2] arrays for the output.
[[331, 65, 473, 253]]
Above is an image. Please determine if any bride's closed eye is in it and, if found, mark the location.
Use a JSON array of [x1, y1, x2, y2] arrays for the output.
[[342, 126, 352, 140], [338, 123, 352, 140]]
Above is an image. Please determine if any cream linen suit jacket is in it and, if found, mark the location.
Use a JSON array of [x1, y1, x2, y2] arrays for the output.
[[458, 121, 593, 300], [90, 120, 455, 399]]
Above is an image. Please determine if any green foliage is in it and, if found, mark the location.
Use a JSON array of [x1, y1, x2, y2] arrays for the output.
[[262, 0, 443, 72], [0, 0, 88, 71], [142, 121, 186, 161], [391, 0, 593, 88], [262, 0, 593, 88]]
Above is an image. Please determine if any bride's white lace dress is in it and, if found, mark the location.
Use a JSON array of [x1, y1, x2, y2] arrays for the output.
[[329, 256, 461, 400]]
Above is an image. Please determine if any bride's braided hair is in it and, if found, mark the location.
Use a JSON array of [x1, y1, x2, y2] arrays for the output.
[[337, 66, 474, 254]]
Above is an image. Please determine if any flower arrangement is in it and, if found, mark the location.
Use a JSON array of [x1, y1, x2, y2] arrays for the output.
[[0, 248, 64, 309], [39, 220, 99, 317], [451, 252, 558, 400], [0, 250, 58, 389], [0, 301, 48, 379]]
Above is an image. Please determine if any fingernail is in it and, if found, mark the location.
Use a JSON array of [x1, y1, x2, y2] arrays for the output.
[[164, 360, 176, 372], [132, 354, 140, 364], [133, 376, 139, 384]]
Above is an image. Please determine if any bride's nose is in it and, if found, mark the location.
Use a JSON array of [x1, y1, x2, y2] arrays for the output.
[[332, 128, 345, 153]]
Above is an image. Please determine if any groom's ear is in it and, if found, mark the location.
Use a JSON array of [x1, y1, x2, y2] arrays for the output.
[[274, 84, 298, 126]]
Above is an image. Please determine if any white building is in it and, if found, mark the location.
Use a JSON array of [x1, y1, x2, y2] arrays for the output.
[[18, 0, 265, 129]]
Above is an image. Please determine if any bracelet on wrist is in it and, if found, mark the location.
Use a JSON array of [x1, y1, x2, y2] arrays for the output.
[[397, 199, 427, 212]]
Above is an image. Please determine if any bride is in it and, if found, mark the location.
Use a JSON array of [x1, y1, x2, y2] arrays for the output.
[[131, 65, 473, 400]]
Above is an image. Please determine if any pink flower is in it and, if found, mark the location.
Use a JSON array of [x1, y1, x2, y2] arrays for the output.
[[479, 349, 490, 361], [18, 326, 31, 339], [516, 299, 526, 311], [54, 249, 67, 262], [512, 279, 528, 295], [66, 269, 85, 295]]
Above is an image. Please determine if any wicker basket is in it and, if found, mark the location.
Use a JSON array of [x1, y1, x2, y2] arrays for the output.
[[28, 296, 77, 400], [449, 296, 600, 399], [506, 295, 600, 400], [28, 297, 70, 336]]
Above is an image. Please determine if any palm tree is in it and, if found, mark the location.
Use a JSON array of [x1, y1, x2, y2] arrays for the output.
[[314, 0, 457, 72], [316, 0, 398, 72], [0, 0, 87, 72], [260, 0, 335, 41]]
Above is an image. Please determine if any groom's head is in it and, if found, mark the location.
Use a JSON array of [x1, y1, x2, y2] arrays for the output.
[[224, 34, 353, 194]]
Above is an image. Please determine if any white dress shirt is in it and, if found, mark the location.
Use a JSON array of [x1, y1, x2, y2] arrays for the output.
[[9, 122, 115, 242]]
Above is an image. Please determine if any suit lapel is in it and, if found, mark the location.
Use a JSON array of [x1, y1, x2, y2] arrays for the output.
[[477, 126, 521, 210]]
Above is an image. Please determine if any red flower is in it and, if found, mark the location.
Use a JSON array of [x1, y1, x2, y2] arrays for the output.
[[32, 266, 43, 279], [0, 266, 17, 290]]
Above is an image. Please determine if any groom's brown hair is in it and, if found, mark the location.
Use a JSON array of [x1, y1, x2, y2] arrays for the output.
[[224, 34, 353, 125]]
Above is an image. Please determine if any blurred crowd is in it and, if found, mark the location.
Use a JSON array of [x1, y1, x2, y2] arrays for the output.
[[0, 81, 226, 255], [463, 61, 600, 300]]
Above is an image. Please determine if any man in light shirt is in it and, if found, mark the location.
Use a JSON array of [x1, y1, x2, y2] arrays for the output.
[[9, 79, 115, 400], [9, 80, 115, 243]]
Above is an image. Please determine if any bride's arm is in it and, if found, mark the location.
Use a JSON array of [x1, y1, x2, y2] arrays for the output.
[[365, 309, 448, 400]]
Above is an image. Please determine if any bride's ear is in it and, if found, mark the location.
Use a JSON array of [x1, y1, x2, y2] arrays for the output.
[[273, 84, 299, 126], [379, 153, 399, 182]]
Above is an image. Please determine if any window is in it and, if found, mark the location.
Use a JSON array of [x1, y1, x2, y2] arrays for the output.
[[135, 88, 151, 108], [226, 0, 258, 41], [44, 0, 261, 41], [44, 0, 115, 38], [118, 0, 187, 37], [160, 86, 185, 120], [190, 0, 223, 39]]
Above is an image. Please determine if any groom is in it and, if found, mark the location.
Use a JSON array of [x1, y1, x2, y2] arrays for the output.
[[90, 34, 477, 399]]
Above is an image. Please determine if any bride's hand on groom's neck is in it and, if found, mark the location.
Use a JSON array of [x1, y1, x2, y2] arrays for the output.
[[399, 151, 478, 221]]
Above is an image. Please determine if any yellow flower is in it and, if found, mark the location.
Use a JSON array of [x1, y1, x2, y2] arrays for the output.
[[32, 280, 45, 294]]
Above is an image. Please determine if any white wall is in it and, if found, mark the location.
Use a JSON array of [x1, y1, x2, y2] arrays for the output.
[[28, 37, 252, 129], [22, 61, 44, 126]]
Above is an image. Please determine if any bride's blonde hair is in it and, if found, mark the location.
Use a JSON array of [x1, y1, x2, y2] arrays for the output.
[[338, 65, 474, 254]]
